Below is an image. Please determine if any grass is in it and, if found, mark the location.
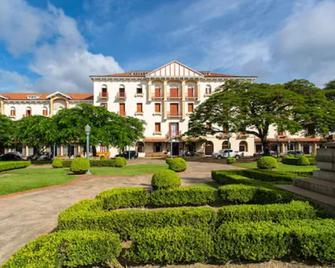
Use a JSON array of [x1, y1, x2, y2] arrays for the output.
[[235, 161, 318, 173], [90, 164, 168, 176]]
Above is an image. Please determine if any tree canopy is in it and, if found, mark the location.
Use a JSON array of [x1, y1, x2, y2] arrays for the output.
[[0, 114, 16, 148]]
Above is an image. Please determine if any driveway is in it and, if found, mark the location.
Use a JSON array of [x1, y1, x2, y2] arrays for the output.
[[0, 160, 237, 263]]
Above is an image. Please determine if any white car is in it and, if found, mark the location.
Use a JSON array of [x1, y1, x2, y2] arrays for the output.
[[212, 149, 244, 159]]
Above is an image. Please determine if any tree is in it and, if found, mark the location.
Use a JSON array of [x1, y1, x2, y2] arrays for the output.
[[188, 81, 303, 155], [324, 80, 335, 90], [323, 80, 335, 101], [15, 116, 57, 155], [0, 114, 16, 148]]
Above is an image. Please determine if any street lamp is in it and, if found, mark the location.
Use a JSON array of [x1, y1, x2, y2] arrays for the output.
[[85, 124, 91, 175], [227, 133, 232, 158]]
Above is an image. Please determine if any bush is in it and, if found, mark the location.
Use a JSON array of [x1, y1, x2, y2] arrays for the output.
[[113, 156, 127, 167], [151, 170, 181, 190], [241, 169, 295, 182], [216, 201, 316, 224], [150, 185, 218, 207], [297, 155, 310, 166], [125, 226, 214, 264], [212, 170, 268, 187], [3, 230, 121, 267], [218, 184, 293, 204], [70, 157, 90, 174], [58, 206, 216, 240], [257, 156, 278, 169], [0, 161, 30, 172], [306, 155, 316, 165], [97, 187, 149, 210], [166, 157, 187, 172], [226, 157, 236, 164], [51, 157, 63, 168]]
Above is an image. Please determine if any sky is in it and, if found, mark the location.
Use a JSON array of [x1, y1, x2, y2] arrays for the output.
[[0, 0, 335, 92]]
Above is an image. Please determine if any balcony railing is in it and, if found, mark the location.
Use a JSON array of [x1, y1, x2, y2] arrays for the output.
[[116, 92, 126, 101], [166, 130, 182, 138], [98, 92, 108, 101], [185, 94, 198, 101], [151, 94, 163, 100], [167, 95, 182, 100], [167, 113, 182, 119]]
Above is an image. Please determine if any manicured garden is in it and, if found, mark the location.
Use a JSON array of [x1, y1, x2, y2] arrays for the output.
[[4, 157, 335, 267]]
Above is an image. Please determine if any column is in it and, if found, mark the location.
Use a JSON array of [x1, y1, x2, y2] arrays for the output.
[[25, 145, 29, 157], [147, 80, 152, 102], [281, 143, 285, 154], [162, 80, 168, 120], [196, 81, 201, 101], [181, 80, 186, 119], [312, 143, 317, 155], [77, 145, 81, 155], [60, 145, 64, 156]]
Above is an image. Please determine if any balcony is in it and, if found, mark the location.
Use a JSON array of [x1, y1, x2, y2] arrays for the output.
[[185, 94, 198, 101], [151, 94, 163, 101], [98, 92, 108, 101], [167, 113, 182, 119], [116, 92, 126, 101], [166, 130, 182, 139], [167, 94, 182, 101]]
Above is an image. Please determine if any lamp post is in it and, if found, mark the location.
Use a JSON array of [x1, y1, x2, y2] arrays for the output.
[[227, 133, 232, 158], [85, 124, 91, 175]]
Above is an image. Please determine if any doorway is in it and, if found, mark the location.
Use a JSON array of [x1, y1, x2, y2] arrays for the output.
[[172, 142, 180, 156]]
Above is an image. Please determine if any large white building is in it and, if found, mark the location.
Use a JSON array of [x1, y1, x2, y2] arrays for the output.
[[0, 60, 322, 157]]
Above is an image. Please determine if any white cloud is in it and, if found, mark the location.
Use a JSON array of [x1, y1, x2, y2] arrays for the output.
[[0, 0, 122, 92], [0, 69, 33, 91]]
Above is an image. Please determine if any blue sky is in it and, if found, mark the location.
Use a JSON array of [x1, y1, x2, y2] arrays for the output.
[[1, 0, 335, 92]]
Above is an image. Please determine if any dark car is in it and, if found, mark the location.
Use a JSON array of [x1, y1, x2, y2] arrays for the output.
[[27, 152, 52, 161], [286, 150, 304, 156], [116, 150, 138, 159], [0, 152, 24, 161]]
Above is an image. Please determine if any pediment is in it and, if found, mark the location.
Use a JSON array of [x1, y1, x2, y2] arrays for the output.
[[46, 91, 72, 100], [146, 60, 204, 79]]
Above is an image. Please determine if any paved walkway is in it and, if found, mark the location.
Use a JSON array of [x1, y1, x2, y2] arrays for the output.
[[0, 160, 237, 263]]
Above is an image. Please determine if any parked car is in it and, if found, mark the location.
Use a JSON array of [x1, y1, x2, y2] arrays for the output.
[[286, 150, 304, 156], [253, 151, 278, 157], [0, 152, 24, 161], [183, 150, 195, 157], [27, 152, 52, 161], [116, 150, 138, 159], [212, 149, 244, 159]]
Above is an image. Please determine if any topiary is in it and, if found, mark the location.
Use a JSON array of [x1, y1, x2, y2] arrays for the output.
[[52, 157, 63, 168], [166, 157, 187, 172], [70, 157, 90, 174], [297, 155, 310, 166], [151, 170, 181, 190], [257, 156, 278, 169], [114, 156, 127, 167], [226, 157, 236, 164]]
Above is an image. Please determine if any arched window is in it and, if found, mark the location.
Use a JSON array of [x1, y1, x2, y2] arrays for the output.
[[222, 141, 231, 150], [205, 85, 212, 95], [205, 141, 214, 155], [136, 142, 144, 153], [239, 141, 248, 152], [26, 107, 32, 117], [101, 85, 108, 97], [119, 84, 125, 98], [10, 107, 16, 117], [136, 84, 143, 95], [42, 107, 48, 116]]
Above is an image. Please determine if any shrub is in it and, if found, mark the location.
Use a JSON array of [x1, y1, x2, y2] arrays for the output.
[[150, 185, 218, 207], [215, 221, 291, 262], [0, 161, 30, 172], [211, 170, 269, 187], [113, 156, 127, 167], [97, 187, 150, 210], [297, 155, 310, 166], [125, 226, 214, 264], [306, 155, 316, 165], [216, 201, 316, 224], [3, 230, 121, 268], [51, 157, 63, 168], [166, 157, 187, 172], [58, 206, 216, 240], [70, 157, 90, 174], [226, 157, 236, 164], [240, 169, 295, 182], [218, 184, 293, 204], [257, 156, 278, 169], [282, 155, 299, 165], [151, 170, 181, 190]]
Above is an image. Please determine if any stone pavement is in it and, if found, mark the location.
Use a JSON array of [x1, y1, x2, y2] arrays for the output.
[[0, 160, 238, 264]]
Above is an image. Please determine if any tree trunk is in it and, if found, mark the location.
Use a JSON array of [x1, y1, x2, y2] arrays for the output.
[[261, 138, 270, 156]]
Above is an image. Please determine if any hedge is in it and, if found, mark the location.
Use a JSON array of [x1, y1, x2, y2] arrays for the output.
[[151, 170, 181, 190], [216, 201, 316, 224], [257, 156, 278, 169], [70, 157, 90, 174], [62, 158, 128, 168], [97, 187, 150, 210], [212, 170, 256, 185], [241, 169, 295, 182], [125, 226, 214, 264], [3, 230, 121, 268], [52, 157, 63, 168], [166, 157, 187, 172], [282, 155, 315, 166], [0, 161, 30, 172], [150, 185, 218, 207], [58, 206, 216, 240], [218, 184, 294, 204]]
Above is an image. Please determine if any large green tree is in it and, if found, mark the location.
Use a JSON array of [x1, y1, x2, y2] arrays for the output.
[[0, 114, 16, 149], [323, 80, 335, 101], [188, 81, 303, 154]]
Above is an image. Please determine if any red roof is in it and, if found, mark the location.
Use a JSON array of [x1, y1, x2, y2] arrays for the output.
[[2, 92, 93, 100]]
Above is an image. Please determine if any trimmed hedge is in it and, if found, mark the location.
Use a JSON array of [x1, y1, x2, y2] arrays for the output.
[[166, 157, 187, 172], [52, 157, 63, 168], [282, 155, 315, 166], [297, 155, 310, 166], [63, 158, 128, 168], [113, 157, 127, 167], [240, 169, 295, 182], [257, 156, 278, 169], [216, 201, 316, 224], [150, 185, 218, 207], [125, 226, 214, 264], [212, 170, 256, 185], [3, 230, 121, 268], [226, 157, 236, 164], [97, 187, 150, 210], [58, 206, 216, 240], [0, 161, 30, 172], [70, 157, 90, 174], [218, 184, 293, 204], [151, 170, 181, 190]]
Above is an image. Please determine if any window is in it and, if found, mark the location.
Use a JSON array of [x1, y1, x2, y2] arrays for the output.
[[10, 107, 16, 117], [101, 85, 108, 97], [153, 142, 162, 152], [239, 141, 248, 152], [136, 142, 144, 153], [26, 107, 32, 117], [155, 87, 161, 97], [119, 85, 125, 98], [205, 85, 212, 95], [187, 103, 194, 113], [154, 122, 161, 133], [169, 122, 179, 137], [136, 85, 143, 95], [42, 107, 48, 116], [187, 87, 194, 97], [154, 103, 161, 113], [169, 103, 179, 116], [136, 103, 143, 113], [119, 103, 126, 116], [222, 141, 230, 150], [170, 87, 179, 98]]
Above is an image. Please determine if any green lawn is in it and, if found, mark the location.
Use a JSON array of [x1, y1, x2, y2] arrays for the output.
[[235, 161, 318, 173], [91, 164, 168, 176]]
